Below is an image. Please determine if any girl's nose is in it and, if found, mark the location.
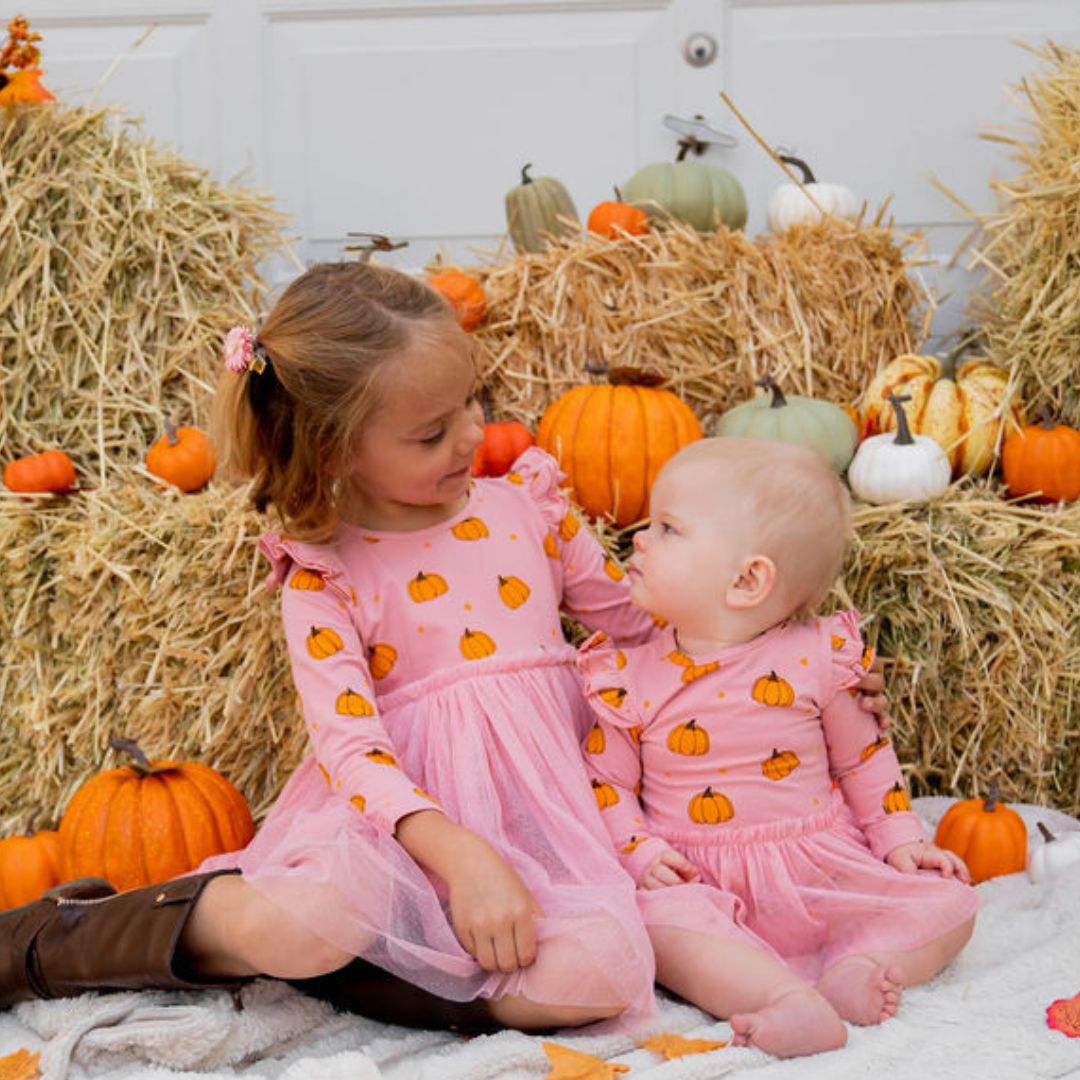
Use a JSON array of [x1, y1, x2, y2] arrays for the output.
[[633, 529, 647, 553]]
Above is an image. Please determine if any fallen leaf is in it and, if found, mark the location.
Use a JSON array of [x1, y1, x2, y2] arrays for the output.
[[639, 1032, 728, 1059], [0, 69, 53, 105], [0, 1048, 40, 1080], [1047, 991, 1080, 1037], [543, 1041, 630, 1078]]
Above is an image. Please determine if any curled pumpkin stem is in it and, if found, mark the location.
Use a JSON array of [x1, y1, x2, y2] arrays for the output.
[[777, 154, 816, 185], [756, 375, 788, 408], [109, 734, 154, 774]]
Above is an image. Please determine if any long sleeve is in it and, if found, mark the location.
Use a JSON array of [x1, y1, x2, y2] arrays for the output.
[[819, 613, 924, 860], [279, 563, 440, 835]]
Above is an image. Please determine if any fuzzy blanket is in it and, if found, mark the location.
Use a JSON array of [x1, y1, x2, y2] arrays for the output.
[[2, 799, 1078, 1080]]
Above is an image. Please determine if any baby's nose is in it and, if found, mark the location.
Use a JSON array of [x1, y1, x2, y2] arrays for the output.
[[633, 529, 646, 552]]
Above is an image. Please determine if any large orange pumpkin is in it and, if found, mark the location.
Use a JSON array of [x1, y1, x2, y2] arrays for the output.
[[933, 781, 1027, 884], [860, 349, 1020, 476], [59, 737, 255, 892], [536, 368, 702, 527], [1001, 411, 1080, 504], [145, 418, 216, 493], [0, 828, 65, 910]]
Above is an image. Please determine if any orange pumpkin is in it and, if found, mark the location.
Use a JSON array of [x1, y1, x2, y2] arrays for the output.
[[428, 269, 486, 332], [933, 781, 1027, 884], [289, 568, 325, 591], [472, 420, 534, 478], [860, 735, 890, 762], [1001, 411, 1080, 504], [666, 719, 709, 756], [307, 625, 344, 659], [336, 687, 373, 716], [497, 574, 531, 609], [587, 191, 649, 239], [761, 748, 800, 781], [366, 749, 397, 766], [59, 737, 255, 892], [751, 671, 796, 708], [592, 779, 619, 810], [145, 418, 216, 493], [536, 368, 702, 527], [3, 449, 76, 494], [585, 724, 606, 755], [368, 642, 397, 680], [451, 516, 489, 540], [558, 513, 581, 542], [460, 627, 497, 659], [408, 571, 449, 602], [689, 787, 734, 825], [0, 827, 65, 910], [882, 782, 912, 815], [598, 687, 627, 709]]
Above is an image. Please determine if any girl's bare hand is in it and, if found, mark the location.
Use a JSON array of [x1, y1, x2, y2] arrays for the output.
[[856, 655, 891, 731], [640, 848, 700, 890]]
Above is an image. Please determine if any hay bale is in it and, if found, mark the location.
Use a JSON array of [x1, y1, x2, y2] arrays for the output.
[[466, 213, 932, 430], [0, 103, 286, 483], [964, 41, 1080, 426]]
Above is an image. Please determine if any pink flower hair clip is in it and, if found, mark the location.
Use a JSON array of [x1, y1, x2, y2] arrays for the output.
[[223, 324, 267, 375]]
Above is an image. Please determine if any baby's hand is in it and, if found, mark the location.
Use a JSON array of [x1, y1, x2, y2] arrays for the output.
[[640, 848, 700, 890], [856, 654, 890, 731], [887, 840, 972, 883]]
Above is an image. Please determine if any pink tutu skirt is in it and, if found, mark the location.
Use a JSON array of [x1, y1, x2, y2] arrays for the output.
[[201, 651, 656, 1024], [637, 791, 978, 983]]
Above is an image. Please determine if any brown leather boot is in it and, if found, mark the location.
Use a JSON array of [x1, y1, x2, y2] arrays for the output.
[[0, 869, 247, 1009], [289, 958, 499, 1034]]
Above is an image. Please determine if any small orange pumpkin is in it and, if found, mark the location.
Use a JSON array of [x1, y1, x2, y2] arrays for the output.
[[497, 574, 530, 609], [451, 516, 489, 541], [1001, 410, 1080, 504], [367, 642, 397, 680], [558, 513, 581, 542], [289, 569, 325, 591], [751, 671, 796, 708], [604, 558, 625, 582], [408, 571, 449, 603], [145, 418, 216, 493], [598, 687, 627, 709], [666, 719, 709, 756], [860, 735, 890, 762], [471, 416, 534, 479], [3, 449, 76, 494], [0, 826, 65, 910], [587, 189, 649, 240], [365, 749, 397, 766], [689, 787, 734, 825], [761, 748, 800, 781], [307, 625, 344, 659], [460, 627, 497, 660], [336, 688, 374, 717], [882, 782, 912, 815], [585, 724, 606, 755], [59, 737, 255, 892], [592, 779, 619, 810], [428, 269, 486, 332], [933, 780, 1027, 884]]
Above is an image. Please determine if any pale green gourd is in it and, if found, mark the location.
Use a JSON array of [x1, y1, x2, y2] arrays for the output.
[[621, 160, 747, 232], [716, 376, 857, 473], [504, 164, 579, 253]]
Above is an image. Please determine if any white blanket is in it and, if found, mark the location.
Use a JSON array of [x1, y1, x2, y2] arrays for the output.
[[2, 799, 1078, 1080]]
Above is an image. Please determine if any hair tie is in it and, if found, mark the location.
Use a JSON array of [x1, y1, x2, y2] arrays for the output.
[[223, 324, 268, 375]]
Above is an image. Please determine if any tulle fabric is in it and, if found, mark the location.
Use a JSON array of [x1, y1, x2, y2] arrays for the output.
[[202, 650, 656, 1021], [637, 790, 978, 983]]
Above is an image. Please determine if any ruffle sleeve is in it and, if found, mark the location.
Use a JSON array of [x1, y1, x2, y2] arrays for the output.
[[820, 608, 874, 701], [508, 446, 571, 531], [258, 532, 353, 603], [576, 630, 643, 730]]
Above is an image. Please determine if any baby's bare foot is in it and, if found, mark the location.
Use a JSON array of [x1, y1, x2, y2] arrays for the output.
[[730, 986, 847, 1059], [816, 956, 902, 1026]]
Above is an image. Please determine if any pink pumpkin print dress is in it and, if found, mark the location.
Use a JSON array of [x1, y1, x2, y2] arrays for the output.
[[578, 614, 978, 982], [200, 449, 658, 1021]]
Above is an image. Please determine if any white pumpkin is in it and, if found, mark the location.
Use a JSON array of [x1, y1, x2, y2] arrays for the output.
[[848, 394, 951, 504], [767, 155, 860, 233], [1027, 821, 1080, 884]]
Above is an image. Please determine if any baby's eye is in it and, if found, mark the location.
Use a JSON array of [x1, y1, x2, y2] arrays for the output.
[[660, 522, 675, 535], [419, 428, 446, 446]]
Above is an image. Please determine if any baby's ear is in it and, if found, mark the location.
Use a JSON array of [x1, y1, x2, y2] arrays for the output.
[[725, 555, 777, 609]]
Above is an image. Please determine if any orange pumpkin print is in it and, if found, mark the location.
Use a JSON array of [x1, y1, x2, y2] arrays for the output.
[[290, 568, 325, 591], [366, 749, 397, 766], [413, 787, 438, 803], [408, 571, 449, 602], [543, 532, 559, 559], [629, 725, 642, 744], [860, 644, 874, 670], [883, 782, 911, 814], [506, 471, 524, 484], [682, 661, 719, 684], [667, 719, 709, 756], [689, 787, 734, 825], [621, 835, 646, 854], [460, 627, 497, 660], [350, 795, 366, 813], [666, 649, 692, 667], [368, 642, 397, 680], [604, 558, 625, 582], [615, 649, 627, 670], [318, 762, 331, 786], [336, 688, 374, 717], [559, 513, 581, 542], [860, 735, 890, 762], [751, 671, 796, 707], [451, 516, 489, 540], [592, 779, 619, 810], [497, 574, 531, 609], [598, 687, 627, 709], [761, 748, 800, 781], [585, 724, 605, 755], [830, 634, 847, 650], [651, 613, 668, 628], [307, 626, 344, 660]]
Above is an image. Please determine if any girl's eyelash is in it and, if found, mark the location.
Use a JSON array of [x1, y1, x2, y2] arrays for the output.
[[419, 429, 446, 446]]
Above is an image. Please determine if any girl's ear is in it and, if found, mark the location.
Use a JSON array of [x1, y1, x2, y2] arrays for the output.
[[725, 555, 777, 609]]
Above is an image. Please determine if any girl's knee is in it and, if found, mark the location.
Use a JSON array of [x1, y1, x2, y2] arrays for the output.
[[534, 922, 652, 1011]]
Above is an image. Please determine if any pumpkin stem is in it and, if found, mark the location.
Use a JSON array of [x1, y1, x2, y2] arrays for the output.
[[886, 394, 916, 446], [520, 163, 534, 186], [983, 778, 1001, 812], [613, 185, 623, 202], [163, 415, 179, 447], [941, 327, 981, 380], [778, 154, 816, 185], [1037, 821, 1056, 843], [479, 383, 495, 424], [756, 375, 788, 409], [109, 734, 154, 774], [1038, 402, 1056, 430], [585, 364, 667, 388]]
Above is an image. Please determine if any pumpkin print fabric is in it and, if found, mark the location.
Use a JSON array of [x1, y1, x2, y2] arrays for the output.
[[197, 448, 659, 1021], [577, 611, 978, 983]]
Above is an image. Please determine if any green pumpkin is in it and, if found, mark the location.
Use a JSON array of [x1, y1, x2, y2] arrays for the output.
[[505, 164, 579, 253], [716, 377, 858, 473], [621, 161, 747, 232]]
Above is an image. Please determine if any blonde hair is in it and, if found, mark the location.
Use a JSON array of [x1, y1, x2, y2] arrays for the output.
[[213, 262, 458, 540], [669, 437, 852, 614]]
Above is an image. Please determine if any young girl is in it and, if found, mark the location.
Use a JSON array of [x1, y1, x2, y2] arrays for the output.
[[0, 264, 888, 1032], [578, 436, 978, 1058]]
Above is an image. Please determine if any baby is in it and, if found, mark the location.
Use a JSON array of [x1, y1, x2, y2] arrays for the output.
[[578, 437, 978, 1059]]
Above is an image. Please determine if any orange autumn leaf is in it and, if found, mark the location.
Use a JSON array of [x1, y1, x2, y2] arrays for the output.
[[1047, 990, 1080, 1037], [639, 1032, 727, 1059], [543, 1042, 629, 1079], [0, 1048, 40, 1080], [0, 69, 53, 105]]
